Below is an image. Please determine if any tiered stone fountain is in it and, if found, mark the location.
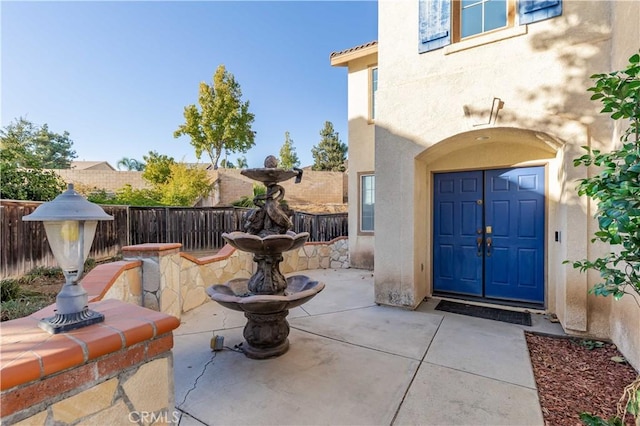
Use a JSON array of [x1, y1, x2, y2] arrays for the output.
[[207, 156, 325, 359]]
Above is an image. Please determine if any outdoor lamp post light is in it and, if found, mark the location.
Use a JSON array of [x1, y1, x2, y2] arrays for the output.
[[23, 183, 113, 334]]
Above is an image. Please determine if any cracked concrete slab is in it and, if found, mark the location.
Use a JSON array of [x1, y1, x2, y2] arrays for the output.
[[176, 327, 420, 426], [173, 268, 557, 426]]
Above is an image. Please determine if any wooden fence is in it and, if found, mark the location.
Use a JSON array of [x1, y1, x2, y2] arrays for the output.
[[1, 201, 348, 279], [0, 201, 129, 279]]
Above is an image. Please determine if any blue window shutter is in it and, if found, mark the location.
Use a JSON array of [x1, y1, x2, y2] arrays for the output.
[[519, 0, 562, 25], [419, 0, 451, 53]]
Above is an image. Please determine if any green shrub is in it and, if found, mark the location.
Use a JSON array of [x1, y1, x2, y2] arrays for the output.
[[232, 183, 266, 208], [28, 266, 63, 279], [0, 297, 54, 322], [0, 279, 21, 302]]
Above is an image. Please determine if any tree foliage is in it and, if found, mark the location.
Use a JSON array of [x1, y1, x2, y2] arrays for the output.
[[0, 118, 71, 201], [157, 162, 212, 206], [117, 157, 145, 171], [142, 151, 176, 185], [311, 121, 347, 171], [236, 156, 248, 169], [90, 151, 211, 206], [569, 52, 640, 302], [279, 131, 300, 169], [0, 117, 76, 169], [174, 64, 255, 170], [220, 158, 236, 168], [89, 161, 211, 207], [568, 52, 640, 426], [220, 155, 248, 169], [0, 161, 65, 201], [87, 185, 162, 206]]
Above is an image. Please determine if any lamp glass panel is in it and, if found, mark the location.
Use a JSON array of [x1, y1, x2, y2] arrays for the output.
[[43, 220, 98, 271]]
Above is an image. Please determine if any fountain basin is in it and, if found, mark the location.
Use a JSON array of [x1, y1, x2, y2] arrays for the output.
[[241, 168, 299, 184], [207, 275, 325, 314], [207, 275, 325, 359], [222, 231, 309, 256]]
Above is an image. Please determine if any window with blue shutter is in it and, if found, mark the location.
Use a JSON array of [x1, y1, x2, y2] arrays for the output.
[[518, 0, 562, 25], [419, 0, 452, 53], [418, 0, 562, 53]]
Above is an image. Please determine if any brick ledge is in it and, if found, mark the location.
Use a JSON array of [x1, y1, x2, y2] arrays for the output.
[[82, 260, 142, 302], [0, 299, 180, 391]]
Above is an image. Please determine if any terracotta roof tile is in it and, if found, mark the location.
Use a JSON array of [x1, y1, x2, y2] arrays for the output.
[[330, 40, 378, 58]]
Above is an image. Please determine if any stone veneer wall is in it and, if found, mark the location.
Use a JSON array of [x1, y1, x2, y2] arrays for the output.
[[79, 237, 350, 317], [178, 237, 350, 313], [122, 244, 183, 319]]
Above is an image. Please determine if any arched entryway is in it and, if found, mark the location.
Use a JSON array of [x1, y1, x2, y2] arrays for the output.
[[415, 127, 563, 308]]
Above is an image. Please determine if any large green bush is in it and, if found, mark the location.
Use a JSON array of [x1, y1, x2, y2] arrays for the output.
[[568, 51, 640, 425]]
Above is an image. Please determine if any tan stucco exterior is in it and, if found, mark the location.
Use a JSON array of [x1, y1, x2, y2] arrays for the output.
[[333, 0, 639, 369], [332, 43, 377, 269]]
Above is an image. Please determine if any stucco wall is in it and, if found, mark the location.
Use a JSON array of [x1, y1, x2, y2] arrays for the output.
[[52, 169, 151, 192], [345, 54, 377, 270], [215, 169, 345, 206], [376, 0, 613, 308], [374, 0, 637, 350]]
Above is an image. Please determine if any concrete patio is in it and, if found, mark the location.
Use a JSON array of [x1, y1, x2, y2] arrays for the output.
[[173, 268, 564, 426]]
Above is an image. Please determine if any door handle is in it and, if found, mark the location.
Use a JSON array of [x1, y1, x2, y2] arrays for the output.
[[476, 237, 483, 256], [486, 237, 492, 257]]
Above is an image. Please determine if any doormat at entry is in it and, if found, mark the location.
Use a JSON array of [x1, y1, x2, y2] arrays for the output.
[[435, 300, 532, 326]]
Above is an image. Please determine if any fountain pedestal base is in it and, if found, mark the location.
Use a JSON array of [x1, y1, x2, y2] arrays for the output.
[[242, 310, 290, 359]]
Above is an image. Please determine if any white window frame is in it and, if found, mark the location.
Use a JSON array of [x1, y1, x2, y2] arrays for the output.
[[369, 66, 378, 123], [359, 173, 375, 234]]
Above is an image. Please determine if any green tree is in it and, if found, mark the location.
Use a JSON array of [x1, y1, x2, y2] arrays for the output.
[[568, 52, 640, 425], [174, 64, 256, 170], [91, 151, 211, 206], [117, 157, 145, 171], [157, 163, 212, 206], [220, 157, 236, 169], [311, 121, 347, 171], [88, 185, 162, 206], [1, 117, 76, 169], [0, 161, 65, 201], [279, 131, 300, 169], [142, 151, 175, 185], [219, 154, 248, 169], [0, 118, 71, 201], [236, 156, 248, 169]]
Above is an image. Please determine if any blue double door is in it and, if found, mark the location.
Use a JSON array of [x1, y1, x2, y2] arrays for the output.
[[433, 167, 545, 305]]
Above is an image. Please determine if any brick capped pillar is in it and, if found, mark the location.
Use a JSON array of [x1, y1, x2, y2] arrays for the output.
[[0, 300, 181, 425], [122, 243, 182, 319]]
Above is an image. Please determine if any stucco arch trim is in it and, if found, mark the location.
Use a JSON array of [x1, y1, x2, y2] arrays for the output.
[[416, 127, 563, 168]]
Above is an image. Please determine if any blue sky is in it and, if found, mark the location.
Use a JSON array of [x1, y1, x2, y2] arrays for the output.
[[1, 1, 377, 169]]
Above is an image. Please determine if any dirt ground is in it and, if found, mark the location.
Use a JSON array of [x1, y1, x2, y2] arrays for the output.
[[526, 332, 639, 425]]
